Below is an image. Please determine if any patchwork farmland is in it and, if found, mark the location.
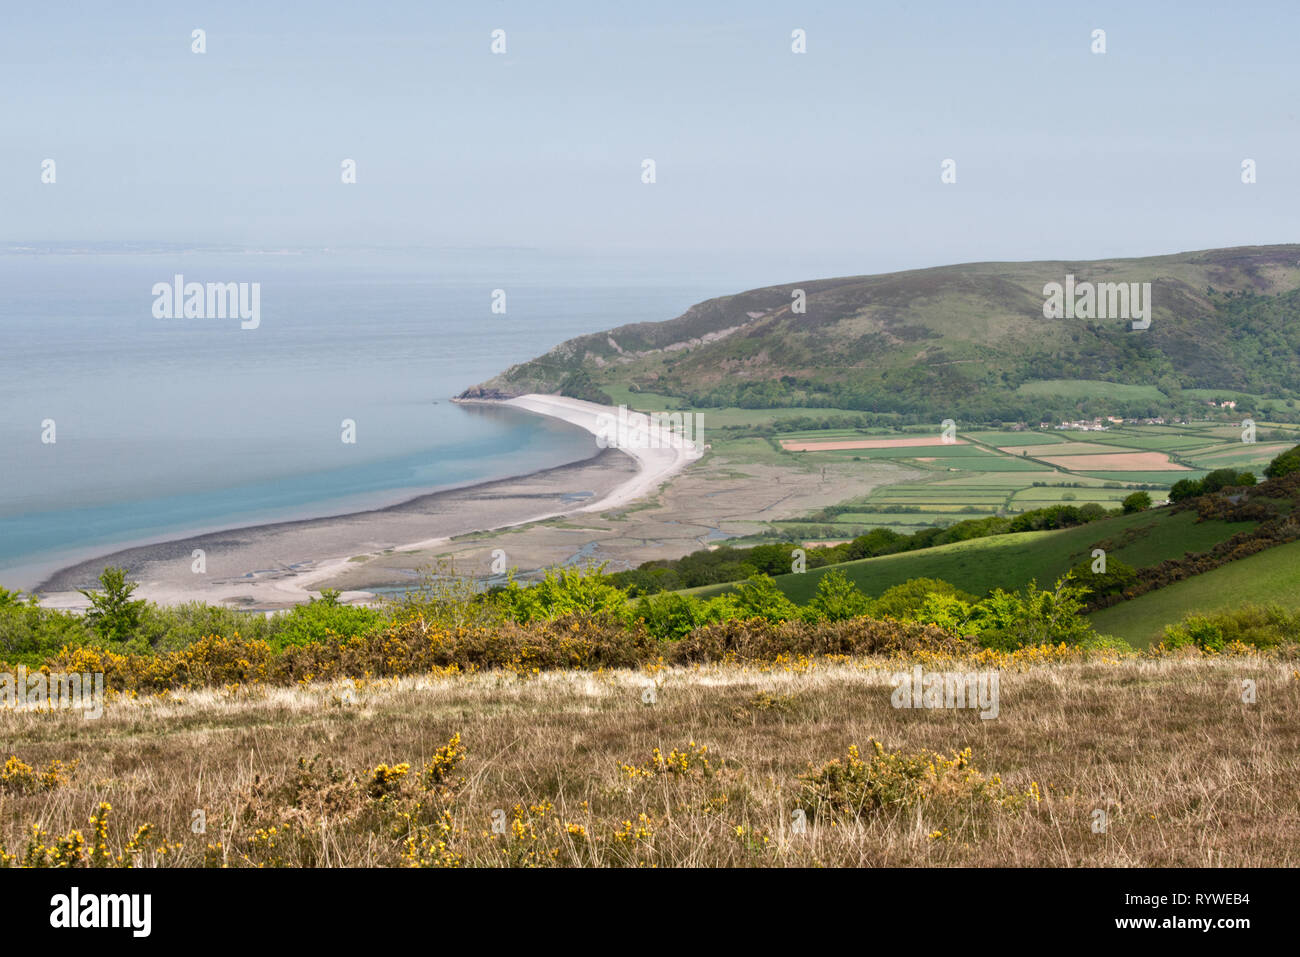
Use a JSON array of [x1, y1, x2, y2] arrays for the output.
[[773, 421, 1300, 538]]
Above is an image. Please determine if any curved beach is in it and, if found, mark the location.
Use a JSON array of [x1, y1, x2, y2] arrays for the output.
[[34, 395, 703, 610]]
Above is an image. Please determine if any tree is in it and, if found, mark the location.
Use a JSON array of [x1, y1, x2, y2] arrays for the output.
[[729, 575, 799, 622], [1169, 478, 1201, 502], [872, 578, 978, 620], [806, 569, 872, 622], [1265, 444, 1300, 479], [78, 566, 146, 643], [1121, 491, 1152, 513], [1202, 468, 1255, 494], [971, 575, 1094, 648], [1069, 556, 1138, 599]]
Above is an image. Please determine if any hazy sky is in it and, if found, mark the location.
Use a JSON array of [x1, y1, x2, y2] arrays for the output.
[[4, 0, 1298, 277]]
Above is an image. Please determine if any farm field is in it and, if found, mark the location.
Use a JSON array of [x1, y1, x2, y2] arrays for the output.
[[769, 420, 1293, 539], [1013, 379, 1167, 403]]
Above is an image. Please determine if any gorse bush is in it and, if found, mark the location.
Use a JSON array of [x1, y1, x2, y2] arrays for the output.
[[42, 613, 663, 692], [798, 741, 1037, 820], [671, 615, 968, 663], [0, 561, 1120, 688]]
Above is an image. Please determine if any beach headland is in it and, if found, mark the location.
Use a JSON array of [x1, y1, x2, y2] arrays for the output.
[[34, 395, 703, 611]]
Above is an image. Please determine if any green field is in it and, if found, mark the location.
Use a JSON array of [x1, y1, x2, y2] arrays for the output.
[[1089, 539, 1300, 646], [1015, 379, 1167, 402]]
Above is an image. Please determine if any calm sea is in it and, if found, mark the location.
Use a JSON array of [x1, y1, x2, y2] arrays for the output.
[[0, 246, 736, 588]]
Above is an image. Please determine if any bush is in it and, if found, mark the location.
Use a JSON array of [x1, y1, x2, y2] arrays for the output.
[[138, 601, 276, 653], [0, 601, 91, 667], [1160, 615, 1225, 653], [670, 615, 968, 663], [1159, 604, 1300, 651], [633, 592, 711, 641], [798, 741, 1031, 820], [496, 567, 632, 624], [1172, 469, 1258, 502], [270, 597, 387, 651]]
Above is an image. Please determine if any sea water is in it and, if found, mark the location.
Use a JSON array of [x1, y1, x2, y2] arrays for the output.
[[0, 245, 731, 588]]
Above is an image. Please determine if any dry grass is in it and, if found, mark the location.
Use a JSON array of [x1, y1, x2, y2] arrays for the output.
[[2, 653, 1298, 867]]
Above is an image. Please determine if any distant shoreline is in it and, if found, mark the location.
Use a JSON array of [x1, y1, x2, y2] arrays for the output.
[[34, 395, 701, 610]]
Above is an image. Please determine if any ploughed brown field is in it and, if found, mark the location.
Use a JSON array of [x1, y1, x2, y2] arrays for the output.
[[999, 442, 1114, 456], [4, 650, 1296, 867], [1036, 452, 1190, 471]]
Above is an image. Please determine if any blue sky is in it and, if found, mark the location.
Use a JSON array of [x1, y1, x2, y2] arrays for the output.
[[3, 0, 1298, 276]]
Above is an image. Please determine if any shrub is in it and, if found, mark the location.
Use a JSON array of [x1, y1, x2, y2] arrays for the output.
[[1161, 615, 1225, 653], [0, 601, 91, 667], [270, 597, 387, 651], [1171, 469, 1258, 502], [0, 756, 76, 794], [1069, 556, 1138, 602], [633, 592, 710, 640], [139, 601, 277, 653], [798, 741, 1032, 819], [495, 567, 632, 624], [670, 615, 968, 664], [1159, 604, 1299, 652], [970, 576, 1095, 649]]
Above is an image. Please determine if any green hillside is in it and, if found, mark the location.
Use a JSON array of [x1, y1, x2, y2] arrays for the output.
[[1088, 539, 1300, 645], [688, 509, 1252, 604], [462, 245, 1300, 421]]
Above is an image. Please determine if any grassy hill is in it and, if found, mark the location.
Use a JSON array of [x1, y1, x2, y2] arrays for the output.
[[1088, 539, 1300, 645], [461, 245, 1300, 421], [675, 465, 1300, 649], [686, 509, 1253, 605]]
